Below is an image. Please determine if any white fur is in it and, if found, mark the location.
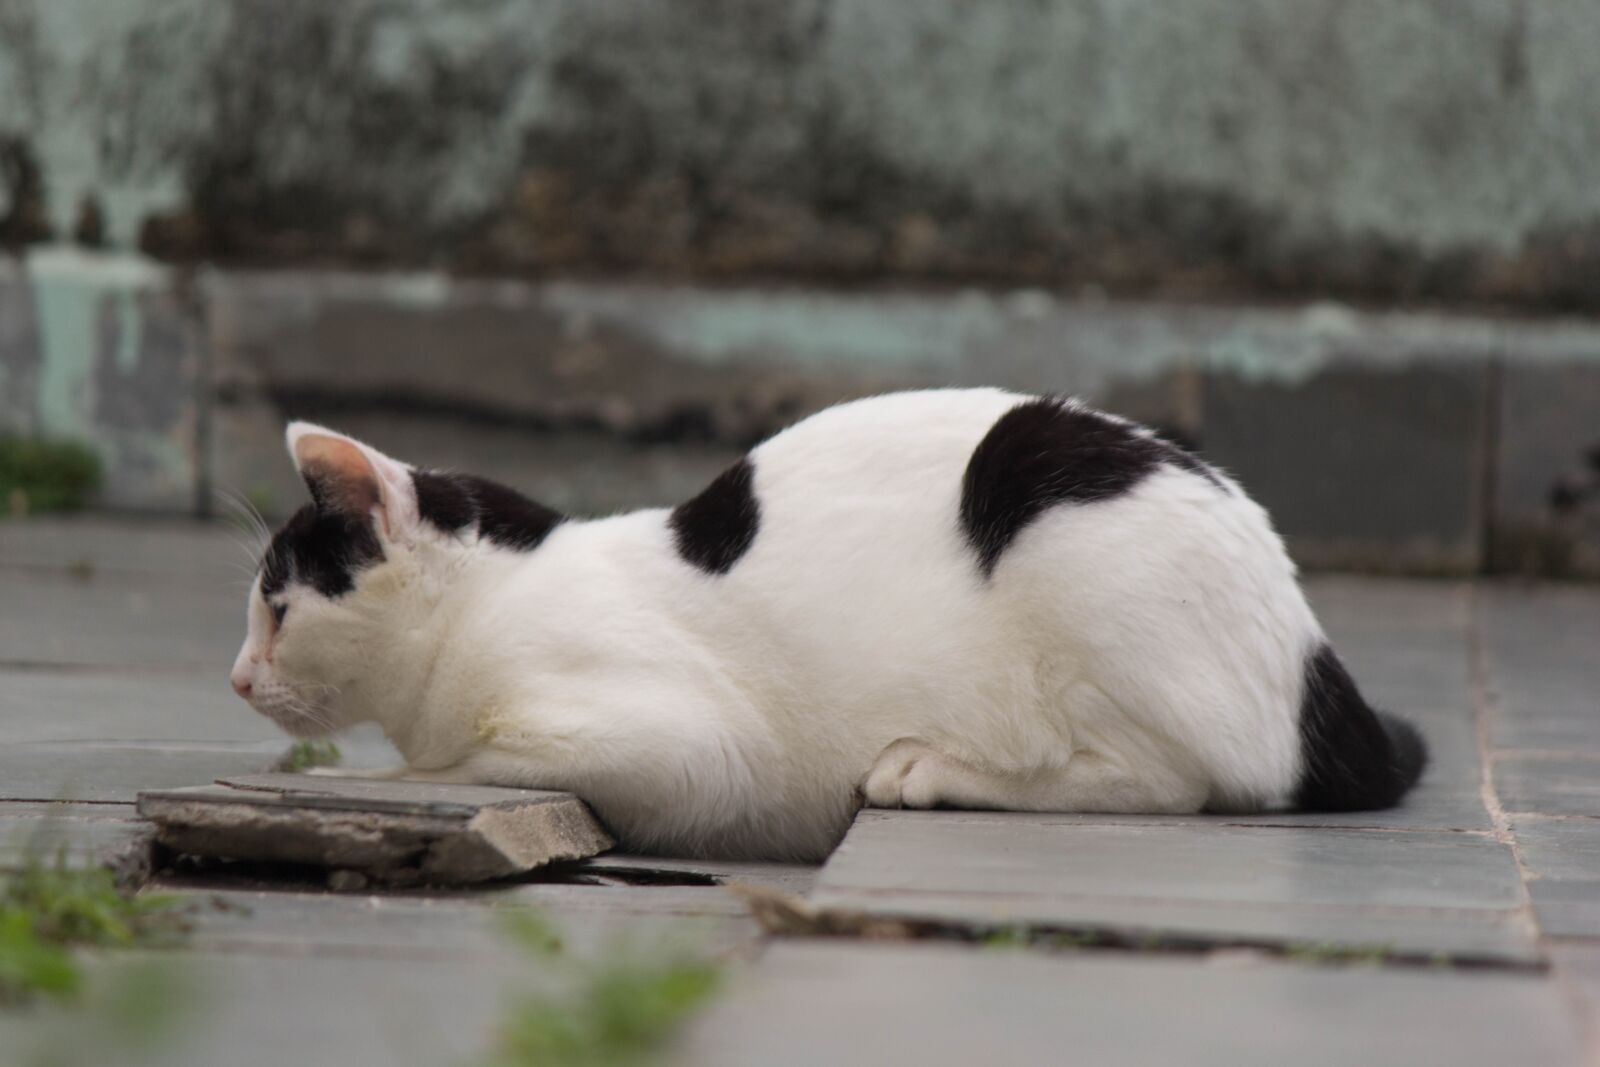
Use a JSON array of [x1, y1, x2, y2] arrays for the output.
[[231, 390, 1324, 861]]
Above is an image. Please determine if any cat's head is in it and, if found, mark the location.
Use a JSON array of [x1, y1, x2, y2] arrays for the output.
[[229, 423, 559, 737]]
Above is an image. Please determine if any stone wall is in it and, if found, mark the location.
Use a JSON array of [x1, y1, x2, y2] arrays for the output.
[[2, 1, 1600, 309], [3, 249, 1597, 575]]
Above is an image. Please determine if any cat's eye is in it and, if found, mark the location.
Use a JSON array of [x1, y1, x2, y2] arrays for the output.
[[270, 602, 287, 627]]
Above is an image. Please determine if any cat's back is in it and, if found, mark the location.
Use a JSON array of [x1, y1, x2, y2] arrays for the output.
[[750, 387, 1024, 503]]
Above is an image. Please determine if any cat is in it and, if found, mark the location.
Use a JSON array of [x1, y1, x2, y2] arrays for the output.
[[229, 388, 1426, 862]]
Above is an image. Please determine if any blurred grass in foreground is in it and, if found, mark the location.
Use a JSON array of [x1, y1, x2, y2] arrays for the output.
[[475, 909, 722, 1067]]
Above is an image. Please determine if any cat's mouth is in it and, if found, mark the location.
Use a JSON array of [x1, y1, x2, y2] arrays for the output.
[[245, 688, 340, 739]]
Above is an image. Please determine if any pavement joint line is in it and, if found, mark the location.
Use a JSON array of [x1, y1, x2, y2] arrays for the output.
[[815, 886, 1528, 920], [1470, 585, 1598, 1059], [1212, 822, 1494, 836], [0, 796, 147, 807], [1506, 812, 1600, 824], [1494, 749, 1600, 763], [749, 905, 1547, 975], [0, 659, 219, 676]]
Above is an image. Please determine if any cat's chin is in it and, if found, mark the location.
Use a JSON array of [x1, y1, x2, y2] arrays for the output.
[[250, 702, 340, 739]]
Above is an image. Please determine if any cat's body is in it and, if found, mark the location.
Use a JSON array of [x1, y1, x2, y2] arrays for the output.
[[231, 388, 1425, 862]]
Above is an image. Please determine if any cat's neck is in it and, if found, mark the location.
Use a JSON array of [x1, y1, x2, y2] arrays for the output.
[[355, 539, 531, 765]]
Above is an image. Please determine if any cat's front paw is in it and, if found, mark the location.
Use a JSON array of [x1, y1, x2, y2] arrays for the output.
[[862, 738, 941, 809]]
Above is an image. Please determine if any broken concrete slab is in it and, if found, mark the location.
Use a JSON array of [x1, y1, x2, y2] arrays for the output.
[[674, 942, 1585, 1067], [806, 810, 1536, 964], [137, 774, 612, 885]]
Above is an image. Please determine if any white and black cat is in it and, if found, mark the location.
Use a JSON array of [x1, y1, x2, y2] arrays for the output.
[[230, 389, 1426, 861]]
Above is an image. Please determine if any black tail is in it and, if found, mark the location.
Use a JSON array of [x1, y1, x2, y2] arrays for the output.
[[1293, 645, 1429, 812]]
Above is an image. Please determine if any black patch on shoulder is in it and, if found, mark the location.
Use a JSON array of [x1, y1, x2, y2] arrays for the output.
[[260, 505, 384, 599], [670, 457, 760, 575], [960, 397, 1219, 576], [411, 471, 563, 552], [1295, 644, 1428, 811]]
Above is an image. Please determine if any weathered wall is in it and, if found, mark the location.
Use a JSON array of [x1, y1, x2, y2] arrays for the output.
[[2, 0, 1600, 308], [3, 248, 1598, 575]]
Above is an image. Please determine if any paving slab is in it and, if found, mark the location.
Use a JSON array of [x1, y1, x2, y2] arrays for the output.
[[1495, 755, 1600, 818], [1527, 881, 1600, 939], [0, 666, 278, 745], [809, 811, 1535, 963], [0, 802, 148, 870], [1481, 584, 1600, 752], [139, 774, 613, 885], [170, 883, 761, 961], [674, 942, 1584, 1067], [0, 567, 242, 669], [1511, 816, 1600, 882], [2, 949, 522, 1067], [0, 516, 248, 577], [1551, 944, 1600, 1047], [0, 741, 283, 803]]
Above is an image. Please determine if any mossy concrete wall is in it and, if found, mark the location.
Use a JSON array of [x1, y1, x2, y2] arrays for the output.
[[3, 248, 1598, 574], [2, 0, 1600, 308]]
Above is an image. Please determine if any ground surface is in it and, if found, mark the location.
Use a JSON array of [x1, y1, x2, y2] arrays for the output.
[[0, 515, 1596, 1066]]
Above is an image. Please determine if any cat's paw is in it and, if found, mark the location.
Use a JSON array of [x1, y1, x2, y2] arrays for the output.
[[862, 738, 942, 809]]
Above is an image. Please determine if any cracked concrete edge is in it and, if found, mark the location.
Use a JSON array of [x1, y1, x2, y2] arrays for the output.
[[729, 884, 1545, 974], [136, 791, 611, 885]]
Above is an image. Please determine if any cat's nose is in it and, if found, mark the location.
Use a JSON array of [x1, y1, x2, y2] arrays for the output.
[[231, 675, 252, 699]]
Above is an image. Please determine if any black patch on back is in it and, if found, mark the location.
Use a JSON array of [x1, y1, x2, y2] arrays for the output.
[[411, 471, 563, 551], [670, 457, 760, 575], [1160, 441, 1226, 490], [959, 397, 1220, 576], [260, 505, 384, 599], [1294, 644, 1428, 811]]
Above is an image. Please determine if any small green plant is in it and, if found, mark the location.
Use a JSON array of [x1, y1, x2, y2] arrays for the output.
[[278, 740, 342, 773], [0, 436, 101, 516], [476, 909, 722, 1067], [0, 852, 187, 1006], [1282, 940, 1398, 966], [979, 925, 1031, 951]]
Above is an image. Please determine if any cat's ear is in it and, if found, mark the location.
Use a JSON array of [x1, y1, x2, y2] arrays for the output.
[[285, 423, 419, 538]]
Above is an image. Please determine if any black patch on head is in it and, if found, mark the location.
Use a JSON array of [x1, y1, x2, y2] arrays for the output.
[[411, 471, 563, 551], [670, 457, 760, 575], [959, 397, 1221, 576], [1294, 644, 1428, 812], [260, 505, 384, 600]]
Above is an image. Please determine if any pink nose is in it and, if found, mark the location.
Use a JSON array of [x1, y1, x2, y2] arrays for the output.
[[231, 677, 252, 699]]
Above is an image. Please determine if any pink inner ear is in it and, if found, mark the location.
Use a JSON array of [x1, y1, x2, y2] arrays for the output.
[[295, 434, 383, 517]]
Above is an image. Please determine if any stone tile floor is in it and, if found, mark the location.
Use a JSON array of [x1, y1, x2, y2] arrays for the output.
[[0, 516, 1596, 1066]]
